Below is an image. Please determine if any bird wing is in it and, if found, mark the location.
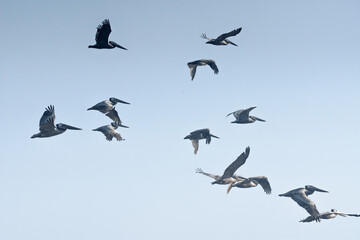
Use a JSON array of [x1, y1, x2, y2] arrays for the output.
[[190, 128, 209, 136], [95, 19, 111, 45], [195, 168, 221, 180], [188, 64, 197, 80], [249, 176, 272, 194], [240, 106, 256, 119], [105, 108, 121, 124], [221, 147, 250, 179], [290, 191, 321, 221], [200, 33, 211, 40], [202, 60, 219, 74], [192, 139, 199, 154], [39, 105, 56, 132], [299, 215, 316, 223], [215, 28, 242, 41], [226, 109, 243, 118]]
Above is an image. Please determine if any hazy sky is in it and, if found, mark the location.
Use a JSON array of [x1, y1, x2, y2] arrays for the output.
[[1, 1, 360, 239]]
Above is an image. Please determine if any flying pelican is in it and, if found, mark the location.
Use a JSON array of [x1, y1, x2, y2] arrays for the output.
[[227, 176, 272, 194], [93, 122, 124, 141], [279, 185, 329, 222], [31, 105, 81, 138], [187, 59, 219, 81], [201, 28, 242, 46], [211, 146, 250, 186], [195, 168, 246, 185], [226, 107, 265, 124], [88, 19, 127, 50], [87, 97, 130, 127], [300, 209, 360, 223], [184, 128, 219, 154]]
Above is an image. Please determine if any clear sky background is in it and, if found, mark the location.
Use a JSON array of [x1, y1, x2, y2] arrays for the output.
[[1, 0, 360, 239]]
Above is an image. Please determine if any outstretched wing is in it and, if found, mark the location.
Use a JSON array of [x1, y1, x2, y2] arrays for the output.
[[221, 147, 250, 179], [39, 105, 56, 132], [291, 192, 321, 222], [192, 139, 199, 154], [200, 33, 211, 41], [95, 19, 111, 45], [195, 168, 221, 180], [188, 65, 197, 80], [215, 28, 242, 42], [236, 107, 256, 121], [203, 59, 219, 74], [249, 176, 272, 194]]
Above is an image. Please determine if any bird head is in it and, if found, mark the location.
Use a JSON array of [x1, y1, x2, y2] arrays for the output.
[[305, 185, 329, 193]]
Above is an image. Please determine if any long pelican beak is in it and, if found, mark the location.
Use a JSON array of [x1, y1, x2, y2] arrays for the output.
[[62, 124, 82, 130], [113, 97, 130, 105], [252, 116, 266, 122], [210, 134, 219, 139], [313, 187, 329, 193]]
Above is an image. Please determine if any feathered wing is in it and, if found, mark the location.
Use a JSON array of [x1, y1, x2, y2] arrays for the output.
[[39, 105, 56, 132], [290, 193, 321, 221], [215, 28, 242, 41], [203, 60, 219, 74], [195, 168, 221, 180], [200, 33, 211, 41], [239, 106, 256, 120], [250, 176, 272, 194], [221, 147, 250, 179], [300, 215, 316, 223], [192, 139, 199, 154], [106, 108, 121, 124], [226, 109, 243, 118], [188, 65, 197, 80], [95, 19, 111, 45]]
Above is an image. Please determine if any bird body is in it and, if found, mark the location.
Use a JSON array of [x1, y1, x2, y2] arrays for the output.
[[300, 209, 360, 223], [227, 107, 265, 124], [195, 168, 246, 185], [227, 176, 272, 194], [88, 19, 127, 50], [184, 128, 219, 154], [31, 105, 81, 138], [93, 122, 124, 141], [88, 97, 130, 127], [187, 59, 219, 80], [279, 185, 329, 222], [201, 28, 242, 46]]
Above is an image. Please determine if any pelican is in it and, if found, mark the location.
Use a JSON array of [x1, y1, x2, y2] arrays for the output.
[[88, 19, 127, 50], [31, 105, 81, 138], [227, 176, 272, 194], [279, 185, 329, 222], [201, 28, 242, 46], [226, 107, 265, 124], [87, 97, 130, 127], [184, 128, 219, 154], [93, 122, 124, 141], [195, 168, 246, 185], [300, 209, 360, 223], [187, 59, 219, 81], [210, 146, 250, 185]]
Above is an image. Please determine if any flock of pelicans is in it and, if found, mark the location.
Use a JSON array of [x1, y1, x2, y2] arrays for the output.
[[31, 19, 359, 223]]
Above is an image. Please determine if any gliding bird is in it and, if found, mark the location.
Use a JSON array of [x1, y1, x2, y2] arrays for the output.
[[31, 105, 82, 139], [226, 107, 265, 124], [93, 122, 124, 141], [279, 185, 329, 222], [88, 97, 130, 127], [300, 209, 360, 223], [201, 28, 242, 46], [187, 59, 219, 81], [184, 128, 219, 154], [88, 19, 127, 50], [227, 176, 272, 194]]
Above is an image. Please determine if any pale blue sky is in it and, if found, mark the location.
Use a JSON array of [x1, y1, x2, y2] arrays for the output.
[[1, 1, 360, 239]]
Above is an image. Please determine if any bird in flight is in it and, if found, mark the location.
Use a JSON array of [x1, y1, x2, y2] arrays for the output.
[[300, 209, 360, 223], [31, 105, 81, 139], [88, 19, 128, 50], [187, 59, 219, 81], [226, 107, 265, 124], [201, 28, 242, 46], [93, 122, 125, 141], [184, 128, 219, 154]]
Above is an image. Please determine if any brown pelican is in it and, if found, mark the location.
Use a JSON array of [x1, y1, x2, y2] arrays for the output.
[[31, 105, 81, 138], [201, 28, 242, 46], [93, 122, 124, 141], [187, 59, 219, 81], [184, 128, 219, 154], [226, 107, 265, 124], [195, 168, 246, 185], [279, 185, 329, 222], [227, 176, 272, 194], [87, 97, 130, 127], [211, 147, 250, 185], [300, 209, 360, 223], [88, 19, 127, 50]]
